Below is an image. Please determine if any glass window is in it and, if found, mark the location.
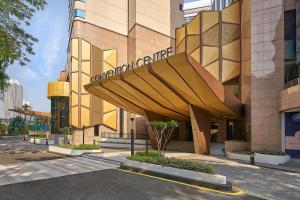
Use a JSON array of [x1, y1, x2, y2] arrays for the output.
[[74, 9, 85, 19]]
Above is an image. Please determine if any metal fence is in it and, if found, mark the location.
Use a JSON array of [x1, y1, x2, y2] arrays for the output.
[[101, 132, 148, 140]]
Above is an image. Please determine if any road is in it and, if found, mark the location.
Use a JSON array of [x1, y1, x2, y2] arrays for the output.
[[0, 137, 266, 200]]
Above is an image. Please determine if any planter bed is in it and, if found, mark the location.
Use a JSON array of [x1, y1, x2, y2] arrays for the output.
[[254, 153, 290, 165], [121, 159, 230, 191], [29, 138, 54, 145], [49, 145, 102, 156], [100, 142, 151, 149], [226, 151, 250, 162]]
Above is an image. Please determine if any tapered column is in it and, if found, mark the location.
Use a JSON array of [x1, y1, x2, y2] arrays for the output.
[[189, 105, 211, 154]]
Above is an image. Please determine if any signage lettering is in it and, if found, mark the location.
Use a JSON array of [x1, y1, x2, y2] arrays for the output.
[[91, 47, 173, 82]]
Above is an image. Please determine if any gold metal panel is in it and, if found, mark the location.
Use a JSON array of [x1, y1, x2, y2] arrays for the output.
[[71, 73, 79, 92], [123, 70, 188, 115], [222, 1, 240, 24], [190, 48, 200, 63], [205, 61, 219, 80], [71, 38, 79, 59], [150, 59, 201, 106], [71, 58, 78, 72], [82, 61, 91, 75], [103, 110, 117, 130], [222, 60, 240, 83], [59, 71, 67, 81], [71, 92, 78, 106], [187, 14, 200, 35], [81, 107, 90, 127], [202, 25, 219, 46], [82, 39, 91, 60], [133, 67, 189, 114], [202, 12, 219, 32], [103, 49, 117, 67], [222, 23, 240, 45], [111, 78, 186, 119], [103, 100, 116, 113], [47, 81, 69, 98], [81, 94, 90, 108], [168, 54, 235, 116], [222, 39, 240, 62], [71, 106, 79, 127], [103, 62, 115, 72], [81, 73, 90, 93], [176, 39, 186, 54], [202, 46, 219, 66], [186, 35, 200, 54], [175, 27, 186, 47]]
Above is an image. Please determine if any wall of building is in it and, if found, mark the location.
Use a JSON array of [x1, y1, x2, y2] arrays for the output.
[[250, 0, 284, 151]]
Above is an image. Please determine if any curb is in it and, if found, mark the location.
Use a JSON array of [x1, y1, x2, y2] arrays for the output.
[[120, 163, 232, 192]]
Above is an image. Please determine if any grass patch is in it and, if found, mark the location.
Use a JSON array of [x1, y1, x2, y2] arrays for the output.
[[255, 149, 286, 156], [231, 150, 251, 155], [127, 151, 215, 174], [56, 144, 100, 150]]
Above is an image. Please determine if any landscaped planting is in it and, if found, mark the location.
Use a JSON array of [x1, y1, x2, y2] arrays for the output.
[[56, 144, 100, 150], [127, 151, 215, 174], [255, 149, 286, 156], [231, 150, 251, 155]]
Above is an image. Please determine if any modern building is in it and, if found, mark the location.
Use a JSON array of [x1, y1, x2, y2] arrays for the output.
[[48, 0, 183, 143], [211, 0, 234, 10], [183, 0, 212, 24], [0, 79, 23, 120], [50, 0, 300, 158]]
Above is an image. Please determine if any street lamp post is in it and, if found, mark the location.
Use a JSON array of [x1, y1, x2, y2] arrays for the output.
[[82, 125, 85, 145], [145, 122, 149, 154], [130, 117, 135, 156]]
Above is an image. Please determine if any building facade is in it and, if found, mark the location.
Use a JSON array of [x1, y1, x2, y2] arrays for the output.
[[49, 0, 300, 158], [0, 79, 23, 120], [48, 0, 183, 143]]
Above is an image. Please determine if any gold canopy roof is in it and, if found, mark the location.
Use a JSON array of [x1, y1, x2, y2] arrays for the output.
[[85, 53, 242, 120]]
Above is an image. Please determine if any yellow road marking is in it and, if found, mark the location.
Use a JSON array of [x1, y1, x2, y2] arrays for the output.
[[116, 168, 245, 196]]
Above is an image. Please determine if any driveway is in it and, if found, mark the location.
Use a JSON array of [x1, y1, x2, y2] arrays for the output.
[[0, 137, 64, 165]]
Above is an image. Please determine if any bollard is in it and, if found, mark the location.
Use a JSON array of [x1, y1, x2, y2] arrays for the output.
[[250, 152, 255, 165], [46, 138, 48, 146], [130, 117, 135, 156], [34, 138, 36, 144], [93, 139, 96, 145], [145, 122, 149, 154]]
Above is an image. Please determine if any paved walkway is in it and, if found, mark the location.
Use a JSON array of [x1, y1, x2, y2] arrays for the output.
[[0, 156, 117, 186], [87, 151, 300, 200], [165, 152, 300, 200], [0, 137, 64, 165]]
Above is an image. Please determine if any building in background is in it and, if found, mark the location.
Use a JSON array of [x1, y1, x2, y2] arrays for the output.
[[183, 0, 211, 24], [0, 79, 23, 120], [211, 0, 233, 10], [48, 0, 183, 143]]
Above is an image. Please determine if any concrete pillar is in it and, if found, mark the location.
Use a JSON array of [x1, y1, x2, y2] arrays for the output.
[[217, 118, 227, 143], [189, 105, 211, 154]]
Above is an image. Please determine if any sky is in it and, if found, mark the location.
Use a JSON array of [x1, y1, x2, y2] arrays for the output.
[[7, 0, 69, 112]]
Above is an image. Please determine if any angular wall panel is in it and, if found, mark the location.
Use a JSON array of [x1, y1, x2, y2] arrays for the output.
[[187, 14, 200, 35], [222, 1, 240, 24], [202, 46, 219, 66], [205, 61, 219, 80], [202, 12, 219, 32], [222, 60, 240, 83], [222, 39, 240, 62]]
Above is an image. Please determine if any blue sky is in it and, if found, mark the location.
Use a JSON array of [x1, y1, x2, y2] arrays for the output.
[[7, 0, 69, 112]]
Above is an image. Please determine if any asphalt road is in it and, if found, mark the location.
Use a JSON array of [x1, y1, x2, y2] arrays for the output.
[[0, 168, 266, 200]]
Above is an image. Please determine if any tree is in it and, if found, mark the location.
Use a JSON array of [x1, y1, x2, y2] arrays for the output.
[[0, 0, 47, 96], [150, 120, 179, 156], [0, 121, 8, 135], [8, 116, 27, 135]]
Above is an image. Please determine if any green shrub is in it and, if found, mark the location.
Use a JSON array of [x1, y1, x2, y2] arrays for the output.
[[127, 155, 215, 174], [135, 151, 160, 158], [57, 144, 100, 150], [255, 149, 286, 156], [231, 150, 251, 155]]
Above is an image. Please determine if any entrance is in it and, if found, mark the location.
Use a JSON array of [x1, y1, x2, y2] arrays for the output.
[[285, 112, 300, 158]]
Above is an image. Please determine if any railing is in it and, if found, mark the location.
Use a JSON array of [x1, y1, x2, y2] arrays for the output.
[[285, 77, 300, 89], [101, 132, 148, 140]]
